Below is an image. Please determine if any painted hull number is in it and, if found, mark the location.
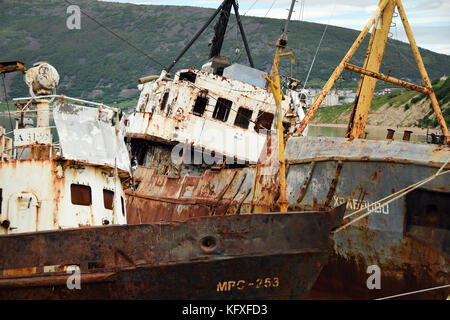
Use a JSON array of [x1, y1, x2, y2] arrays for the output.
[[217, 277, 279, 292]]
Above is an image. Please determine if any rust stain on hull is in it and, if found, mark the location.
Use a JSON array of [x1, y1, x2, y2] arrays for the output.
[[0, 208, 345, 299]]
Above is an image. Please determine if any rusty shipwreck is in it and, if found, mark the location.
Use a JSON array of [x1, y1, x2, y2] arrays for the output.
[[125, 0, 449, 299], [0, 55, 344, 299]]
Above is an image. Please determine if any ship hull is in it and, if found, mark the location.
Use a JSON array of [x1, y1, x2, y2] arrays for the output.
[[284, 136, 450, 300], [0, 208, 344, 299], [128, 135, 449, 299]]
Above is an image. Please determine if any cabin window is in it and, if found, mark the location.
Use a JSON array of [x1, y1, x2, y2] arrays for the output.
[[193, 96, 208, 116], [254, 111, 274, 133], [179, 71, 197, 83], [160, 91, 169, 111], [103, 189, 114, 210], [299, 93, 307, 104], [234, 107, 253, 129], [121, 197, 125, 217], [283, 121, 291, 135], [71, 184, 92, 206], [212, 98, 232, 122]]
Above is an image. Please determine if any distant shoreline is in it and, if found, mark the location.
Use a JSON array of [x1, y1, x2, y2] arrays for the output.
[[0, 112, 440, 136], [309, 123, 437, 135]]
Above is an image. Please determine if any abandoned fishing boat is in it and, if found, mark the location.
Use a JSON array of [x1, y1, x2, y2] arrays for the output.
[[0, 60, 344, 299], [125, 0, 449, 299], [292, 0, 450, 300]]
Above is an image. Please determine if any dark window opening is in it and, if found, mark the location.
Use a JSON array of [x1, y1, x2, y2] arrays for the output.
[[234, 107, 253, 129], [406, 189, 450, 231], [212, 98, 232, 122], [160, 91, 169, 111], [103, 189, 114, 210], [283, 121, 291, 135], [216, 67, 225, 76], [299, 93, 307, 104], [406, 189, 450, 253], [254, 111, 274, 133], [193, 96, 208, 116], [71, 184, 92, 206], [121, 197, 125, 217], [179, 71, 197, 83]]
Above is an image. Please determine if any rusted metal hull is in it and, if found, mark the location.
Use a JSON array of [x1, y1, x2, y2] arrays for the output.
[[307, 227, 449, 300], [127, 135, 449, 299], [0, 207, 345, 299], [284, 136, 450, 299]]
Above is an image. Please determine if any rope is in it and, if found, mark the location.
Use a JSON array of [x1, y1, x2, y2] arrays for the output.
[[64, 0, 164, 68], [376, 284, 450, 300], [332, 157, 450, 234], [264, 0, 278, 18], [235, 0, 277, 63], [295, 0, 305, 80], [302, 0, 336, 90], [224, 0, 260, 37], [1, 74, 14, 131], [302, 24, 328, 90]]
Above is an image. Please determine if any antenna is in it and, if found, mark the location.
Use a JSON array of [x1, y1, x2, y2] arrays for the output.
[[283, 0, 296, 35]]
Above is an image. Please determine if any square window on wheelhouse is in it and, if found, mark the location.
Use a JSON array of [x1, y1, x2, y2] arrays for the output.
[[234, 107, 253, 129], [254, 111, 274, 133], [179, 71, 197, 83], [193, 96, 208, 115], [71, 184, 92, 206], [160, 91, 169, 111], [212, 98, 232, 122], [103, 189, 114, 210]]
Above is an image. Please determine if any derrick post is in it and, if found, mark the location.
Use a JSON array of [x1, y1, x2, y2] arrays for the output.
[[346, 0, 396, 139]]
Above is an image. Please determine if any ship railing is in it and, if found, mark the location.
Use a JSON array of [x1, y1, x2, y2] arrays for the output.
[[1, 95, 119, 161], [12, 94, 118, 113], [0, 125, 61, 161]]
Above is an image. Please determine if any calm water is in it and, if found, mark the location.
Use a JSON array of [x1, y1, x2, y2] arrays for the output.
[[308, 125, 429, 143], [1, 114, 428, 143]]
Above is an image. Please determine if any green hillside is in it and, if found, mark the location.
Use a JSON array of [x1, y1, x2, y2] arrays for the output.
[[312, 77, 450, 128], [1, 0, 450, 106]]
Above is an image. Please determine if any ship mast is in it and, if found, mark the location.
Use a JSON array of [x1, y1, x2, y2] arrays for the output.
[[166, 0, 254, 73], [264, 0, 296, 213], [292, 0, 449, 145]]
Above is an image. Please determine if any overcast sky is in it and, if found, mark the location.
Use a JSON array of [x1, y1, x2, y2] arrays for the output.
[[102, 0, 450, 55]]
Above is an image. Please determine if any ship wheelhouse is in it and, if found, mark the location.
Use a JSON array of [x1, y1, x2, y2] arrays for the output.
[[127, 64, 307, 166], [0, 63, 131, 234]]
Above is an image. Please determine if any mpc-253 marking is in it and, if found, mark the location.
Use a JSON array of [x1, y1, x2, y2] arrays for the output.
[[217, 277, 280, 292]]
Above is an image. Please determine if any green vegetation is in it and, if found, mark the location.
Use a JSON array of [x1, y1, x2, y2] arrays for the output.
[[313, 77, 450, 128], [0, 99, 13, 112], [312, 103, 352, 124], [1, 0, 450, 108], [416, 77, 450, 127], [113, 98, 139, 113]]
